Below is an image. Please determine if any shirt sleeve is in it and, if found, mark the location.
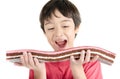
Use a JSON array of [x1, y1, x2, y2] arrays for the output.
[[83, 61, 103, 79]]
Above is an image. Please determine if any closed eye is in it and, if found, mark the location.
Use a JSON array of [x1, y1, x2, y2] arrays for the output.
[[48, 27, 54, 30], [63, 26, 69, 28]]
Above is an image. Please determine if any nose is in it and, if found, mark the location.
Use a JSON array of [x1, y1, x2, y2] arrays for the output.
[[55, 27, 63, 37]]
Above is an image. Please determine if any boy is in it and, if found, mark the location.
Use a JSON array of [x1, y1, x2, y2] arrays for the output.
[[17, 0, 103, 79]]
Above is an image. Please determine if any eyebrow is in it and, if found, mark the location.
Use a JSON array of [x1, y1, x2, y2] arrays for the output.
[[44, 20, 52, 25], [61, 19, 71, 23], [45, 19, 71, 25]]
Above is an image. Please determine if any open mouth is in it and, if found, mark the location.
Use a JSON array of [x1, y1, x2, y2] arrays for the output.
[[55, 40, 67, 48]]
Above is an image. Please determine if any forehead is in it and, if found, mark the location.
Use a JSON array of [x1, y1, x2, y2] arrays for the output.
[[44, 9, 73, 25]]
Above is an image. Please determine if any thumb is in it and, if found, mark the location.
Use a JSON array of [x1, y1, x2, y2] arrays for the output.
[[14, 62, 23, 66]]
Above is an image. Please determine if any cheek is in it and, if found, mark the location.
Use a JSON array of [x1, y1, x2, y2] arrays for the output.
[[67, 28, 76, 35], [46, 34, 51, 40], [66, 30, 76, 40], [45, 33, 53, 43]]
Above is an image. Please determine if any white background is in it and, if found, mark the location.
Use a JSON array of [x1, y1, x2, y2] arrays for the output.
[[0, 0, 120, 79]]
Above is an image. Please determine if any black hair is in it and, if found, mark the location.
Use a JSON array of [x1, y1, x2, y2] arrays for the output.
[[40, 0, 81, 33]]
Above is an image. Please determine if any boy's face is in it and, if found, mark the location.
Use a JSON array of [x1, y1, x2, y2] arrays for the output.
[[44, 9, 79, 51]]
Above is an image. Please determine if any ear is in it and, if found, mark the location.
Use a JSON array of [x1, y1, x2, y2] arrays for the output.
[[75, 25, 80, 34]]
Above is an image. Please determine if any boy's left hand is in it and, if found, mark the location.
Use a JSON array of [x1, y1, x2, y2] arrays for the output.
[[70, 50, 99, 79]]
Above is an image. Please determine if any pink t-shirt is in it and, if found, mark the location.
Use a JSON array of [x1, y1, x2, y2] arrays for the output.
[[29, 60, 103, 79]]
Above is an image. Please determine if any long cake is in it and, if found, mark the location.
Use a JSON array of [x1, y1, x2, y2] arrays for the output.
[[6, 46, 116, 65]]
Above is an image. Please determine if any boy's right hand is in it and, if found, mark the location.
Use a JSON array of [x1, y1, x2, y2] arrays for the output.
[[14, 52, 46, 79]]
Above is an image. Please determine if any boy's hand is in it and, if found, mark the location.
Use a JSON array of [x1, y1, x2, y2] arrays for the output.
[[14, 52, 46, 79], [70, 50, 99, 79]]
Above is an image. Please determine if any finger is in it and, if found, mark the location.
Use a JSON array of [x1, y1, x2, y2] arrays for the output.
[[34, 57, 45, 69], [14, 62, 23, 66], [91, 55, 99, 62], [20, 55, 26, 66], [84, 50, 91, 63], [34, 57, 40, 66], [23, 52, 29, 66], [70, 56, 76, 63], [79, 50, 85, 63], [28, 53, 35, 67]]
